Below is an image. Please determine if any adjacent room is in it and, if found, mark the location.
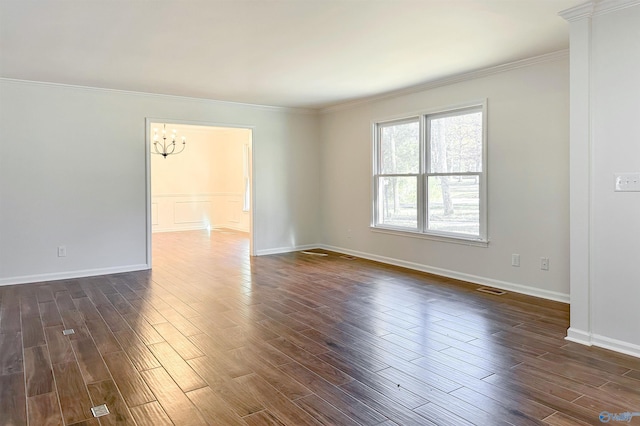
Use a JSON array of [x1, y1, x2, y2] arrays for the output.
[[149, 123, 252, 240], [0, 0, 639, 425]]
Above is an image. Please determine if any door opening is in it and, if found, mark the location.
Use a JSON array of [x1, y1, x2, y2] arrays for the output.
[[145, 119, 254, 267]]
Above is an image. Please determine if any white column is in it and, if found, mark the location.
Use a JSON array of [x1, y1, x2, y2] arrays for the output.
[[560, 4, 594, 345]]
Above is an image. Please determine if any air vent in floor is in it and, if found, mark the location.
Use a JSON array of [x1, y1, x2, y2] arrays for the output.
[[91, 404, 110, 418], [476, 287, 507, 296]]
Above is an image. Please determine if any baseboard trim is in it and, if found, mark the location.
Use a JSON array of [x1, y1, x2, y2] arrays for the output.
[[255, 244, 318, 256], [216, 225, 250, 233], [152, 225, 208, 233], [0, 264, 150, 287], [153, 225, 250, 234], [318, 244, 570, 303], [591, 334, 640, 359], [565, 327, 593, 346], [565, 328, 640, 358]]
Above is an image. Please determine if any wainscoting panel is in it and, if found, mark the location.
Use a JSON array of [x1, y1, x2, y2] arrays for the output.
[[174, 200, 211, 224], [152, 193, 249, 233]]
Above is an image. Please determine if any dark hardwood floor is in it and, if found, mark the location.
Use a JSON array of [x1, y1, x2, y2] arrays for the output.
[[1, 229, 639, 425]]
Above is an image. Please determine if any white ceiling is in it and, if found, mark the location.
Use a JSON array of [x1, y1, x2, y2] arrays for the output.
[[0, 0, 583, 109]]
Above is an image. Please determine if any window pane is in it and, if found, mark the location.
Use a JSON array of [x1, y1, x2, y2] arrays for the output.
[[427, 175, 479, 236], [429, 110, 482, 173], [380, 121, 419, 174], [377, 176, 418, 229]]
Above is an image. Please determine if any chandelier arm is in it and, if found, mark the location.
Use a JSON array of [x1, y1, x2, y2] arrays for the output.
[[153, 141, 167, 155], [174, 142, 186, 155]]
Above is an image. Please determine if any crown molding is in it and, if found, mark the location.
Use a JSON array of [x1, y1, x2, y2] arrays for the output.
[[560, 0, 640, 21], [0, 77, 318, 115], [559, 1, 595, 21], [320, 49, 569, 114], [2, 48, 576, 116]]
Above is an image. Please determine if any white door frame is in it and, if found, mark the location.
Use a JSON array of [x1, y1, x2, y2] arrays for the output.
[[144, 117, 256, 268]]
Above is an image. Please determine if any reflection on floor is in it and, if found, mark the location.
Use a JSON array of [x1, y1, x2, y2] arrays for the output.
[[1, 229, 639, 425]]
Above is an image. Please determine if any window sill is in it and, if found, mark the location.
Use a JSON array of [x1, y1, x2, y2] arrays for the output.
[[370, 226, 489, 247]]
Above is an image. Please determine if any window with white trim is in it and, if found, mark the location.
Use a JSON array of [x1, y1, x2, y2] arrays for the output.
[[373, 103, 487, 242]]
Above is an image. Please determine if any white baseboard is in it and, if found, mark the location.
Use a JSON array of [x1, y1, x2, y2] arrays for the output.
[[152, 224, 208, 233], [591, 334, 640, 358], [255, 244, 318, 256], [0, 264, 150, 287], [565, 328, 640, 359], [318, 244, 569, 303], [215, 224, 250, 233], [565, 327, 593, 346], [154, 225, 250, 234]]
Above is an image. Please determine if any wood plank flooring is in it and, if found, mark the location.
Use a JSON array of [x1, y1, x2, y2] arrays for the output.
[[1, 229, 639, 425]]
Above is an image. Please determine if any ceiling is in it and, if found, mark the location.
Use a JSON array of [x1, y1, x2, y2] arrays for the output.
[[0, 0, 583, 109]]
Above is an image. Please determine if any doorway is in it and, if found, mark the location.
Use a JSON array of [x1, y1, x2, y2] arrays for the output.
[[145, 119, 254, 267]]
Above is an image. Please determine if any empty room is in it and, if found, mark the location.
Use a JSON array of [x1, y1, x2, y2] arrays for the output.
[[0, 0, 639, 425]]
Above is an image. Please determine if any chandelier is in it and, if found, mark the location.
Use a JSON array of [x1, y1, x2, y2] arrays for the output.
[[152, 124, 186, 158]]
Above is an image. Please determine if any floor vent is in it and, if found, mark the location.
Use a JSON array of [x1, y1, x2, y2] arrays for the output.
[[301, 251, 328, 257], [340, 255, 357, 260], [62, 329, 75, 336], [476, 287, 507, 296], [91, 404, 110, 418]]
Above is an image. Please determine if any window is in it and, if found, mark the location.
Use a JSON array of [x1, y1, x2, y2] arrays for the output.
[[373, 103, 486, 242]]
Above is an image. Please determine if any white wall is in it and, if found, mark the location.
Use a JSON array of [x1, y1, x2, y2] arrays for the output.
[[0, 80, 320, 284], [564, 0, 640, 357], [151, 125, 251, 233], [319, 56, 570, 301]]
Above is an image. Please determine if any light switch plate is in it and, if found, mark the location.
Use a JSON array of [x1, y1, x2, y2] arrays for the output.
[[614, 173, 640, 192]]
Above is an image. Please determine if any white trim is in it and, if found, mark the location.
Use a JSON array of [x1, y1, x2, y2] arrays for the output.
[[559, 2, 595, 21], [371, 99, 488, 138], [566, 328, 640, 359], [594, 0, 640, 15], [318, 244, 569, 303], [0, 78, 316, 115], [145, 117, 153, 269], [216, 224, 250, 233], [152, 224, 209, 233], [152, 192, 242, 198], [560, 0, 640, 21], [1, 51, 573, 115], [0, 264, 149, 287], [255, 244, 318, 256], [146, 118, 256, 260], [371, 101, 488, 244], [321, 50, 568, 114], [370, 227, 488, 247], [591, 334, 640, 359], [565, 327, 593, 345], [147, 117, 258, 131], [564, 14, 594, 358]]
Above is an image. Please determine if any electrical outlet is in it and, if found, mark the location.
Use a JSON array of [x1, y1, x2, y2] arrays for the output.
[[511, 254, 520, 267], [58, 246, 67, 257], [541, 257, 549, 271]]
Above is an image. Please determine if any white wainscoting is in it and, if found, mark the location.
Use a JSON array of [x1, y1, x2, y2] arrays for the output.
[[152, 193, 249, 233]]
